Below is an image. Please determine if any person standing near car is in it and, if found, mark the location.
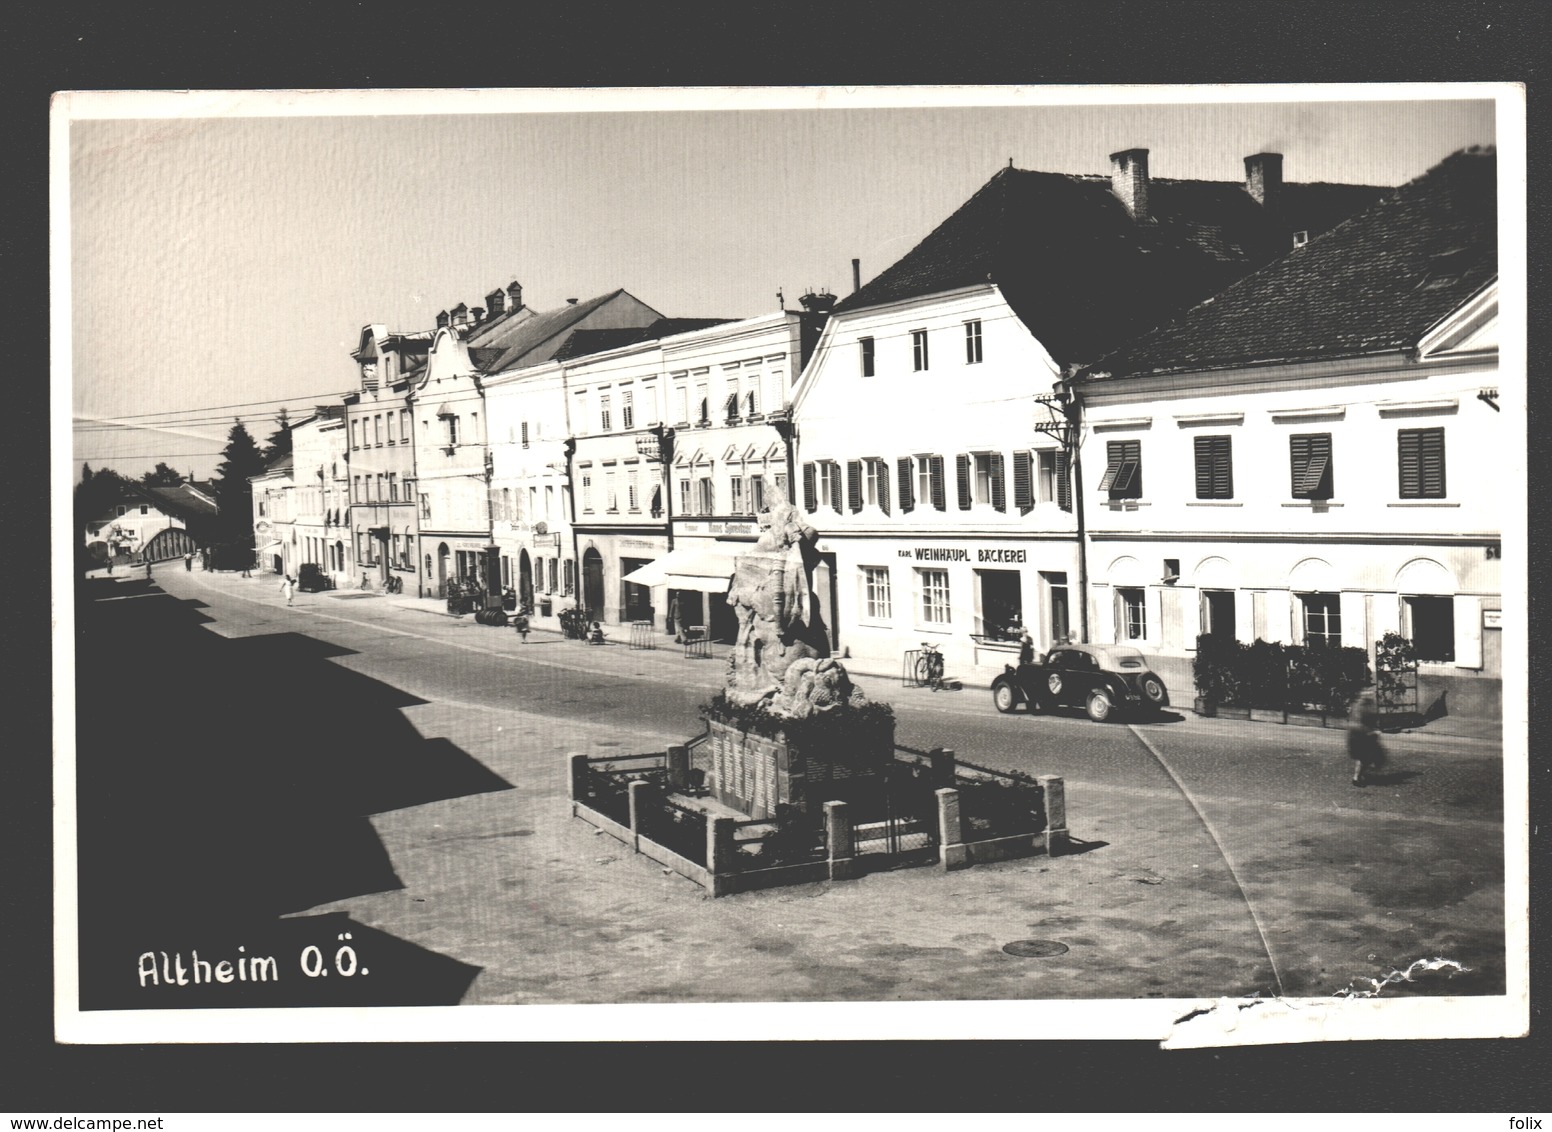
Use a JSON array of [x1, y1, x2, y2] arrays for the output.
[[1017, 627, 1035, 668], [1347, 684, 1386, 786]]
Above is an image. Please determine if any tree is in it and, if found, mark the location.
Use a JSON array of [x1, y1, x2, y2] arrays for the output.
[[141, 462, 185, 487], [211, 420, 268, 548], [261, 407, 293, 463], [74, 464, 135, 577]]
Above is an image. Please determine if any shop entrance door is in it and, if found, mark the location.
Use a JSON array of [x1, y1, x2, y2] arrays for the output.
[[975, 568, 1023, 641], [621, 557, 654, 623], [582, 548, 605, 620]]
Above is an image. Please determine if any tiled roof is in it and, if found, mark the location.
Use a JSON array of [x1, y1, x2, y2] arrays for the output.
[[139, 483, 220, 518], [465, 291, 640, 374], [835, 164, 1387, 368], [1091, 147, 1496, 379], [550, 318, 739, 362]]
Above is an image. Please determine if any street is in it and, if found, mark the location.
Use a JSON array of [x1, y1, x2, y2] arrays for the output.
[[72, 566, 1506, 1009]]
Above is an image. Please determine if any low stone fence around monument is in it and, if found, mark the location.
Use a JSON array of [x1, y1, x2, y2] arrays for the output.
[[569, 747, 1070, 896]]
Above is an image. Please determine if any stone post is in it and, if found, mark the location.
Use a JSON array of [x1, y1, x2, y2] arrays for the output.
[[928, 747, 957, 788], [825, 800, 857, 881], [628, 779, 650, 852], [1038, 774, 1069, 856], [666, 744, 689, 792], [568, 753, 590, 815], [937, 787, 969, 870], [707, 816, 736, 877]]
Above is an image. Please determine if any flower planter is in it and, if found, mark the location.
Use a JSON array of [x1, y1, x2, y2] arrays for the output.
[[1284, 709, 1329, 729], [1249, 707, 1287, 724], [1216, 704, 1252, 721], [1192, 696, 1218, 718]]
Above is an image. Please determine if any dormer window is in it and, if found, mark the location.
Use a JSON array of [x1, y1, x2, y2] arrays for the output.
[[1292, 230, 1309, 248]]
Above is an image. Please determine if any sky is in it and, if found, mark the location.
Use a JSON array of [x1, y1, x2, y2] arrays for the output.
[[64, 88, 1499, 482]]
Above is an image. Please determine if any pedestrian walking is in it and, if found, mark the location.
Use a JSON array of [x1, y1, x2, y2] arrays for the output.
[[241, 557, 251, 579], [667, 594, 680, 641], [513, 610, 530, 643], [1017, 626, 1035, 667], [184, 552, 192, 572], [144, 561, 152, 580], [280, 575, 296, 607], [106, 558, 113, 575], [1346, 685, 1387, 787]]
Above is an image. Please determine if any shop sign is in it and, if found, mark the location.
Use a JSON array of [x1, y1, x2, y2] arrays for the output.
[[620, 538, 660, 549], [896, 545, 1028, 564], [1484, 609, 1502, 629], [677, 520, 759, 537]]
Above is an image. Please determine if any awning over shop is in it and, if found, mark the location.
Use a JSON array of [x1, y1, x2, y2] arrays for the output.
[[258, 540, 284, 552], [622, 546, 740, 592]]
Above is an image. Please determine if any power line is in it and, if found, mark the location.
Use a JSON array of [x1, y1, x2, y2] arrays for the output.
[[74, 451, 229, 460], [73, 389, 353, 423]]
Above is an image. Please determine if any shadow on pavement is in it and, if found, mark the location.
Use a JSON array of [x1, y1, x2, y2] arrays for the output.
[[73, 577, 499, 1010]]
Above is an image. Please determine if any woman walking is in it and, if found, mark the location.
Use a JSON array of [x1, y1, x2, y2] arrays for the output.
[[1347, 685, 1386, 786], [280, 574, 296, 607]]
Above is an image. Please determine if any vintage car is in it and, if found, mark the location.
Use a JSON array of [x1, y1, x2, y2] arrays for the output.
[[991, 642, 1169, 722]]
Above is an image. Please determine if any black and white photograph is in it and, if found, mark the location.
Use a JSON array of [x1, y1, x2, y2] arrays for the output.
[[53, 84, 1526, 1048]]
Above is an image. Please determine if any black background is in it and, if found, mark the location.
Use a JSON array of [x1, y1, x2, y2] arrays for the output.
[[7, 0, 1548, 1114]]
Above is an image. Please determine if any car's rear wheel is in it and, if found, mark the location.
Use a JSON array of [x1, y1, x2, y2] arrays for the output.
[[992, 681, 1018, 714], [1086, 688, 1115, 722], [1140, 674, 1167, 707]]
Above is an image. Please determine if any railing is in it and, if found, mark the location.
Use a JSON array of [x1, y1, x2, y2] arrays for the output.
[[682, 625, 712, 659], [581, 754, 668, 826], [629, 620, 655, 650], [728, 815, 827, 873], [953, 757, 1046, 839], [636, 790, 708, 866]]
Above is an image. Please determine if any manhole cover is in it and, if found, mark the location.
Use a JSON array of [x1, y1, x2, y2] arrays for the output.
[[1002, 939, 1069, 958]]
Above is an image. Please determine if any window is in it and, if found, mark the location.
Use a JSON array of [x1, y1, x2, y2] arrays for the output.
[[1300, 593, 1342, 648], [1398, 427, 1446, 499], [676, 382, 690, 424], [402, 477, 413, 502], [140, 504, 149, 515], [745, 388, 758, 417], [918, 568, 951, 626], [599, 394, 612, 432], [548, 558, 558, 593], [862, 566, 892, 621], [863, 458, 890, 513], [696, 477, 714, 516], [627, 470, 640, 512], [860, 337, 875, 377], [352, 476, 360, 503], [445, 415, 460, 446], [351, 420, 361, 450], [1202, 590, 1236, 639], [605, 470, 618, 512], [388, 473, 398, 502], [1117, 587, 1146, 641], [964, 319, 983, 364], [1289, 433, 1333, 499], [1037, 449, 1057, 502], [962, 452, 1005, 510], [679, 478, 692, 515], [1292, 230, 1309, 248], [400, 409, 409, 443], [1193, 435, 1234, 499], [1404, 596, 1455, 662], [774, 472, 787, 504], [501, 487, 511, 520], [696, 382, 709, 424], [1099, 439, 1142, 499], [563, 559, 575, 596], [748, 475, 765, 514], [621, 390, 634, 430], [581, 473, 593, 513], [520, 421, 529, 448], [729, 476, 745, 515], [912, 329, 929, 371], [374, 415, 382, 446]]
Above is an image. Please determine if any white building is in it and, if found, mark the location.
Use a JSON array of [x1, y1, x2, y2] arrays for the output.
[[1080, 147, 1500, 718], [789, 153, 1384, 683], [250, 452, 295, 575], [286, 406, 350, 586]]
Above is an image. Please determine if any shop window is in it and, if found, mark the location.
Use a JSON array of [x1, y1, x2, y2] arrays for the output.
[[1404, 595, 1455, 662], [975, 569, 1022, 641], [1202, 589, 1237, 639], [1117, 587, 1146, 641], [917, 568, 951, 627], [861, 565, 892, 621], [1300, 592, 1341, 648]]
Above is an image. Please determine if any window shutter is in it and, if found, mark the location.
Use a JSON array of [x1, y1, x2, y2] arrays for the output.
[[956, 454, 972, 510], [1398, 430, 1420, 497], [930, 455, 946, 511], [847, 460, 863, 513], [1194, 436, 1214, 499], [1194, 435, 1232, 499], [803, 462, 816, 512], [897, 457, 915, 513], [990, 453, 1006, 512], [877, 460, 890, 515], [828, 463, 843, 511], [1098, 443, 1123, 492], [1398, 428, 1444, 498], [1056, 451, 1072, 512], [1013, 451, 1034, 514], [1290, 434, 1311, 496]]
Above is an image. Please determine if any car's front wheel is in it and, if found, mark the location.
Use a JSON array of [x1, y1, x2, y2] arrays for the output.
[[992, 680, 1018, 714], [1086, 688, 1115, 722]]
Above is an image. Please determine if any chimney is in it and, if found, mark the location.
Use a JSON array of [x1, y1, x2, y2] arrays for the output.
[[851, 258, 861, 294], [506, 280, 524, 311], [436, 309, 450, 329], [485, 287, 506, 316], [471, 306, 485, 325], [799, 289, 836, 314], [451, 302, 470, 327], [1245, 152, 1283, 212], [1109, 147, 1150, 222], [566, 298, 578, 305]]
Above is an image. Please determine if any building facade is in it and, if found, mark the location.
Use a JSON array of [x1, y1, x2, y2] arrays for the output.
[[1082, 147, 1500, 716], [286, 406, 351, 586]]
